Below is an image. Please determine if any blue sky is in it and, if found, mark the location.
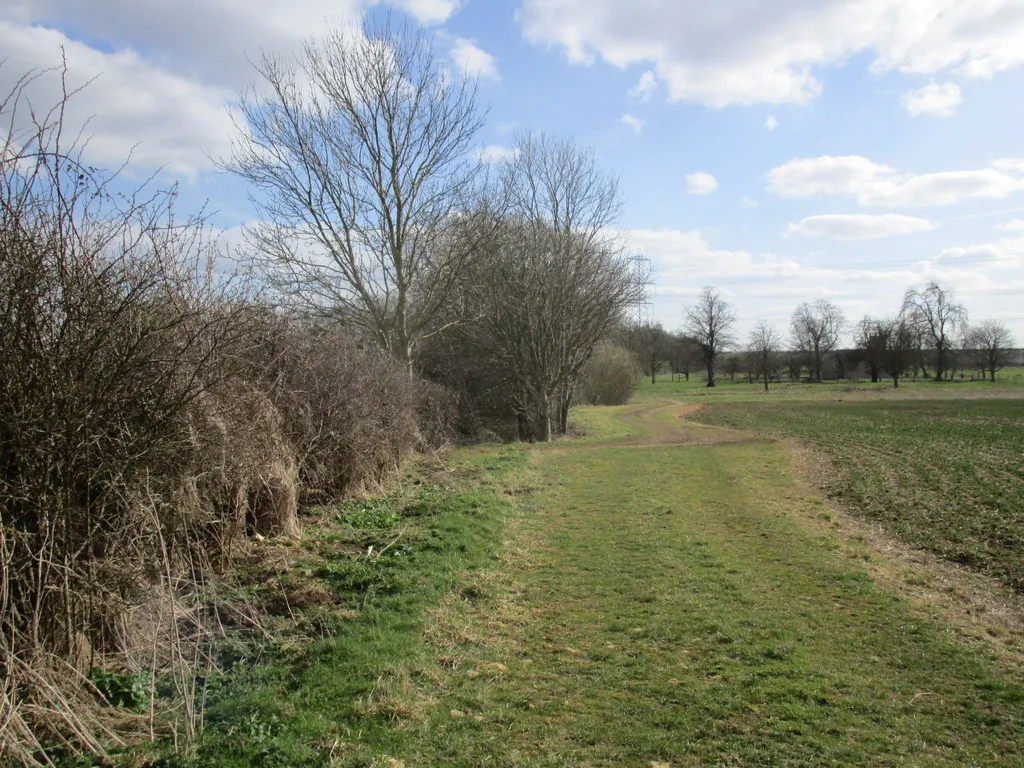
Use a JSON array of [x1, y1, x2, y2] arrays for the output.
[[3, 0, 1024, 345]]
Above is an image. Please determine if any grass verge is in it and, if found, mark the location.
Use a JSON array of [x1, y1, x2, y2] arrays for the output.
[[116, 446, 526, 767]]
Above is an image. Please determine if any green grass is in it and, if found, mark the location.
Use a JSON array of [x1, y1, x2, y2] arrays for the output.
[[128, 447, 526, 767], [690, 398, 1024, 591], [636, 367, 1024, 404], [126, 388, 1024, 767], [399, 420, 1024, 766]]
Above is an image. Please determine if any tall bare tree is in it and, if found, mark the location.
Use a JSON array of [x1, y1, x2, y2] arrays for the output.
[[223, 18, 486, 369], [684, 287, 737, 388], [872, 316, 917, 388], [965, 320, 1015, 381], [628, 322, 672, 385], [854, 315, 887, 383], [454, 134, 638, 441], [748, 321, 782, 392], [790, 299, 845, 381], [901, 281, 967, 382]]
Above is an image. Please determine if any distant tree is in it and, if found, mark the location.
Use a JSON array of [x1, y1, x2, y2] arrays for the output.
[[223, 18, 486, 370], [965, 320, 1015, 381], [875, 316, 917, 388], [901, 281, 967, 382], [667, 333, 701, 381], [628, 322, 672, 385], [790, 299, 845, 381], [783, 351, 803, 381], [684, 287, 737, 388], [748, 321, 782, 392], [855, 316, 887, 383]]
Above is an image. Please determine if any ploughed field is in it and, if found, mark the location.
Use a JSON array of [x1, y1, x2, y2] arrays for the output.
[[689, 398, 1024, 593]]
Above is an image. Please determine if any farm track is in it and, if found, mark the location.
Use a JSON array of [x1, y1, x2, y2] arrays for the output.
[[404, 398, 1024, 766]]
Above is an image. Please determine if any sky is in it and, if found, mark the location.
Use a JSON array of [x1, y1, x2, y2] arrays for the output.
[[3, 0, 1024, 346]]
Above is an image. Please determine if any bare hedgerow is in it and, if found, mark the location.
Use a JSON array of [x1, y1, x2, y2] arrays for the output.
[[249, 316, 434, 499], [0, 65, 292, 763]]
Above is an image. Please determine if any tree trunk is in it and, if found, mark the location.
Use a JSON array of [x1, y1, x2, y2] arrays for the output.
[[534, 392, 552, 442], [705, 360, 716, 387], [556, 381, 573, 435]]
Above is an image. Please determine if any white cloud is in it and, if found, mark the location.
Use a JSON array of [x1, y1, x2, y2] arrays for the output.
[[996, 218, 1024, 231], [517, 0, 1024, 107], [628, 228, 775, 279], [937, 232, 1024, 268], [627, 70, 658, 102], [619, 113, 644, 133], [450, 37, 500, 80], [686, 172, 719, 195], [0, 21, 234, 178], [1, 1, 460, 94], [474, 144, 518, 163], [787, 214, 939, 240], [765, 115, 779, 131], [386, 0, 463, 25], [901, 81, 962, 117], [767, 155, 1024, 208]]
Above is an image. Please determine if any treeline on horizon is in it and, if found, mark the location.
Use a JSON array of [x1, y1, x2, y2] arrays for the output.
[[626, 286, 1018, 392]]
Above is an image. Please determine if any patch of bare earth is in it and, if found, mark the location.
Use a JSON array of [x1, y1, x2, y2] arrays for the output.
[[785, 440, 1024, 671]]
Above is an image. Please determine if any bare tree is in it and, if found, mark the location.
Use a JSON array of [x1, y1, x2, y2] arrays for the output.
[[684, 287, 737, 388], [668, 333, 701, 382], [965, 320, 1015, 381], [854, 315, 886, 383], [453, 134, 637, 441], [628, 322, 672, 385], [790, 299, 845, 381], [223, 18, 486, 369], [872, 316, 917, 388], [901, 281, 967, 382], [748, 321, 782, 392]]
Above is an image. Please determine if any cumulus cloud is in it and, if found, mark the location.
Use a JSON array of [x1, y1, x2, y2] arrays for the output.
[[901, 81, 962, 117], [767, 155, 1024, 208], [1, 0, 461, 93], [517, 0, 1024, 107], [996, 218, 1024, 231], [0, 1, 470, 177], [765, 115, 779, 130], [628, 229, 773, 279], [0, 21, 235, 178], [627, 70, 658, 102], [686, 172, 719, 195], [619, 113, 644, 133], [787, 214, 939, 240], [450, 37, 500, 80]]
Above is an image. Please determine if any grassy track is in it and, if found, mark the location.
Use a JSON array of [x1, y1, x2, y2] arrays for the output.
[[154, 396, 1024, 767], [399, 403, 1024, 766]]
